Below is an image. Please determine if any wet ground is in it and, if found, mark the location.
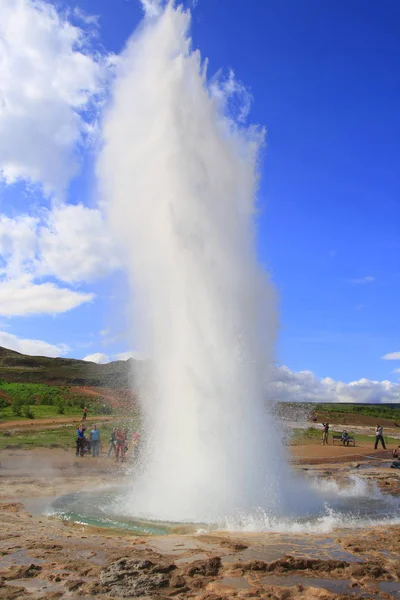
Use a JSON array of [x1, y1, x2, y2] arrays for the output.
[[0, 447, 399, 599]]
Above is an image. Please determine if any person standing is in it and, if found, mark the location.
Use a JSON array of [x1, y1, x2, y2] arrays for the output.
[[132, 431, 140, 460], [115, 429, 126, 462], [374, 424, 386, 450], [82, 407, 88, 421], [322, 422, 329, 445], [90, 424, 101, 457], [107, 427, 117, 458], [76, 424, 85, 457]]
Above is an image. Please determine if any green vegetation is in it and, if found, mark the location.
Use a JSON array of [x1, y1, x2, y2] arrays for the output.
[[0, 424, 111, 450], [0, 382, 114, 421], [0, 419, 139, 450], [314, 403, 400, 421]]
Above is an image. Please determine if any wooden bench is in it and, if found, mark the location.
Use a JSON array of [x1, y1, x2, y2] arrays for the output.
[[332, 434, 355, 447]]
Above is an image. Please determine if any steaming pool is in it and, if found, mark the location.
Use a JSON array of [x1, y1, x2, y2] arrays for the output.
[[44, 477, 400, 535]]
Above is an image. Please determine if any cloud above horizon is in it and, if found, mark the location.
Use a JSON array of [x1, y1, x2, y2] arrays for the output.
[[0, 0, 398, 403], [0, 0, 111, 197], [0, 323, 398, 402], [0, 276, 94, 317], [269, 365, 400, 404], [382, 351, 400, 360], [0, 0, 118, 319], [0, 205, 118, 316], [0, 330, 68, 357]]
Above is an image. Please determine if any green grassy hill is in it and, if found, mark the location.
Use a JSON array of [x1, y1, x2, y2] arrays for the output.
[[0, 346, 136, 387]]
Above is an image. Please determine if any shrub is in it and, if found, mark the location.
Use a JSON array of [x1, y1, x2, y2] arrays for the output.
[[11, 400, 22, 417], [23, 406, 35, 419], [57, 402, 65, 415]]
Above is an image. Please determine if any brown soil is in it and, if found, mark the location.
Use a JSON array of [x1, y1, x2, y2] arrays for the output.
[[291, 443, 392, 465], [71, 386, 136, 411], [0, 444, 399, 600]]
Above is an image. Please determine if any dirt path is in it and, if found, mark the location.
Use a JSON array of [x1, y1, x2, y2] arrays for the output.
[[291, 442, 392, 464], [0, 415, 117, 431]]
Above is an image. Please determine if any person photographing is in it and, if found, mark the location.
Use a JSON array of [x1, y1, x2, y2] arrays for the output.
[[374, 424, 386, 450]]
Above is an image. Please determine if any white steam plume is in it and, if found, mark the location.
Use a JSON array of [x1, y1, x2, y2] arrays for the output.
[[98, 3, 317, 522]]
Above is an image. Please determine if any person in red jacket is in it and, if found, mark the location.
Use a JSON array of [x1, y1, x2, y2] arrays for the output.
[[115, 428, 126, 462]]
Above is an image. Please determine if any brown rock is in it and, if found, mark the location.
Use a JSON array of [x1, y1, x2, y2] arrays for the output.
[[100, 557, 175, 597], [185, 556, 222, 577]]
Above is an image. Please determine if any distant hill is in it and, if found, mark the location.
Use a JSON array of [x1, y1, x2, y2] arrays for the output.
[[0, 346, 138, 388]]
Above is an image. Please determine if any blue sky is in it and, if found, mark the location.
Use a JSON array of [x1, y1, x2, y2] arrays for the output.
[[0, 0, 399, 402]]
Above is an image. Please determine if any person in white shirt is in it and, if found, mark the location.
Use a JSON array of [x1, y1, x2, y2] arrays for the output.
[[374, 424, 386, 450]]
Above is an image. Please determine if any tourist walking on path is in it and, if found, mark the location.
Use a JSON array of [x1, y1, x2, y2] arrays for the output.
[[374, 424, 386, 450], [322, 422, 329, 445], [90, 425, 101, 457], [107, 427, 117, 458], [82, 407, 88, 421], [76, 424, 85, 457]]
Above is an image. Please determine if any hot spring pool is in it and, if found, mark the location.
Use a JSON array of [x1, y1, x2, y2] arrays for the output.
[[45, 477, 400, 535]]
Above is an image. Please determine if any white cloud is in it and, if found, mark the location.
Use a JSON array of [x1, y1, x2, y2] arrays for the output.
[[0, 330, 68, 356], [82, 350, 142, 363], [0, 214, 38, 278], [0, 0, 110, 196], [113, 351, 134, 361], [270, 365, 400, 404], [83, 352, 109, 364], [382, 351, 400, 360], [0, 276, 93, 316], [38, 204, 119, 283], [350, 276, 375, 284], [0, 203, 118, 315]]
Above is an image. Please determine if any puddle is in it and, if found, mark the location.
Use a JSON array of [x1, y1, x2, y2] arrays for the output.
[[380, 581, 400, 597], [217, 576, 251, 590], [0, 549, 43, 568], [175, 553, 210, 565], [223, 538, 360, 566], [260, 575, 377, 597]]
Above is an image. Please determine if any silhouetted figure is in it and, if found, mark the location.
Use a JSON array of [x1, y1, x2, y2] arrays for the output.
[[322, 422, 329, 445], [90, 424, 101, 457], [341, 430, 350, 446], [76, 424, 85, 457], [115, 429, 127, 462], [374, 424, 386, 450], [107, 427, 117, 458]]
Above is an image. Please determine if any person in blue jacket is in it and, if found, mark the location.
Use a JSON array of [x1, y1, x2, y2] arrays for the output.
[[76, 424, 85, 457]]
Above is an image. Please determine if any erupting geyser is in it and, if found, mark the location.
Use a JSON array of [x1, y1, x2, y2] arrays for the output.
[[98, 2, 317, 523]]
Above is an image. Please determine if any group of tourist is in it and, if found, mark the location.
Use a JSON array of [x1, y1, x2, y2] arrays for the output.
[[322, 423, 354, 446], [75, 422, 140, 461], [321, 422, 394, 451], [106, 427, 140, 462]]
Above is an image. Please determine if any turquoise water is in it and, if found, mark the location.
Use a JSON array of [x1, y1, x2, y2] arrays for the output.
[[46, 489, 202, 535], [45, 482, 400, 536]]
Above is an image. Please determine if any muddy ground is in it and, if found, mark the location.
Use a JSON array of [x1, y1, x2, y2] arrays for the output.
[[0, 445, 399, 600]]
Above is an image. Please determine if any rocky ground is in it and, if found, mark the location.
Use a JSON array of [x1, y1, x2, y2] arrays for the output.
[[0, 446, 399, 600]]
